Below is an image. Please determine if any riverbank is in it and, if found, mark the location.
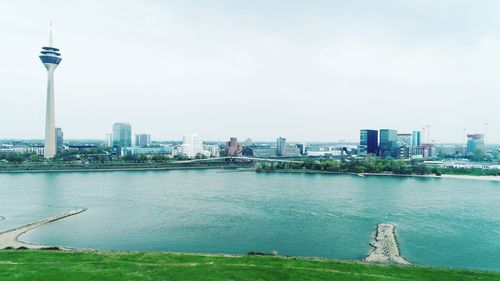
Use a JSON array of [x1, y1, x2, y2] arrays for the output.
[[2, 163, 500, 182], [0, 208, 86, 250], [365, 224, 410, 265], [1, 210, 411, 265], [0, 162, 251, 173], [257, 169, 500, 181], [0, 251, 498, 281]]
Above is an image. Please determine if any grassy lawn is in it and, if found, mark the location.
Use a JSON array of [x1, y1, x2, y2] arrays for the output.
[[0, 251, 499, 281]]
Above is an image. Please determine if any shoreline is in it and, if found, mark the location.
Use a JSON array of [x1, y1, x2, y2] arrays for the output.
[[0, 165, 243, 174], [0, 208, 87, 250], [1, 165, 499, 182], [258, 169, 500, 182]]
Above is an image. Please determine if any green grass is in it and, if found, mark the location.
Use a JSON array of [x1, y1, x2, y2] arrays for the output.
[[0, 251, 499, 281]]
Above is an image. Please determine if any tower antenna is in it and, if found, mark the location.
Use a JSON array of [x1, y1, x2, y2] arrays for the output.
[[49, 21, 53, 47]]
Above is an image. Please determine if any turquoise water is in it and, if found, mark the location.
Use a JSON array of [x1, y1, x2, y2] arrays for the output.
[[0, 170, 499, 271]]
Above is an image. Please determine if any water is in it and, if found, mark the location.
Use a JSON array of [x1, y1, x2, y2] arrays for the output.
[[0, 170, 499, 271]]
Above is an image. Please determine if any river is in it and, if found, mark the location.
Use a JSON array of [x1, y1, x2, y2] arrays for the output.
[[0, 170, 499, 271]]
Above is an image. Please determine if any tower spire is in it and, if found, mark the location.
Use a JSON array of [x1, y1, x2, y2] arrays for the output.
[[49, 21, 53, 47]]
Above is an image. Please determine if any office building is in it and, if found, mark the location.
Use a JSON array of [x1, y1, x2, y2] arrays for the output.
[[282, 145, 301, 157], [414, 144, 437, 158], [412, 131, 422, 147], [204, 144, 220, 157], [135, 134, 151, 147], [467, 134, 485, 154], [379, 129, 398, 158], [296, 143, 308, 155], [397, 134, 412, 148], [56, 127, 63, 153], [276, 137, 287, 156], [242, 146, 276, 158], [112, 123, 132, 148], [39, 24, 62, 158], [437, 145, 458, 157], [121, 146, 172, 157], [359, 129, 378, 156], [398, 146, 411, 159]]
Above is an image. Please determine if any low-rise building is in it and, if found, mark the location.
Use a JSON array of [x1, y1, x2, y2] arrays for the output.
[[121, 146, 172, 157]]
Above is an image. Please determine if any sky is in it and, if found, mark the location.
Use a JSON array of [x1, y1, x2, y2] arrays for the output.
[[0, 0, 499, 143]]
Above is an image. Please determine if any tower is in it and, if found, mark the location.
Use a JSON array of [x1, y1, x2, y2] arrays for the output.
[[39, 23, 62, 158]]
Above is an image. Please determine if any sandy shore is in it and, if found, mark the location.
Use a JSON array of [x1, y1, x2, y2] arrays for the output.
[[365, 223, 410, 265], [267, 169, 500, 182], [0, 208, 86, 250], [439, 174, 500, 182]]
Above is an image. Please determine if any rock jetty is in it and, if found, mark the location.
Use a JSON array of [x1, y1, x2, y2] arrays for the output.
[[365, 223, 410, 265], [0, 208, 86, 250]]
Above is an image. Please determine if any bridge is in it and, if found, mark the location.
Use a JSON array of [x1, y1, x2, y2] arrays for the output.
[[172, 156, 303, 164]]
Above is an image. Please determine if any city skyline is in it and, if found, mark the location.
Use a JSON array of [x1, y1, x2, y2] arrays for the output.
[[0, 1, 499, 142]]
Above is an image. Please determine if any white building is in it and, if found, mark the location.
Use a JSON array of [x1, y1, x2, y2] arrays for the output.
[[203, 144, 220, 157], [105, 133, 113, 147], [180, 134, 204, 158], [135, 134, 151, 147]]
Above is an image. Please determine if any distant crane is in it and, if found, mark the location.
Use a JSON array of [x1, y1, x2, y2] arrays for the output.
[[426, 124, 431, 144], [484, 122, 488, 153]]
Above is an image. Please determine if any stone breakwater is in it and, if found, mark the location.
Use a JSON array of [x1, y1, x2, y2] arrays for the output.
[[365, 223, 410, 265], [0, 208, 87, 250]]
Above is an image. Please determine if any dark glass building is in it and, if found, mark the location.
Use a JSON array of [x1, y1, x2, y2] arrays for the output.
[[379, 129, 398, 158], [56, 127, 63, 153], [359, 129, 378, 155]]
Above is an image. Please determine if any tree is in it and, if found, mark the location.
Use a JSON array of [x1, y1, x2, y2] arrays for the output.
[[254, 162, 263, 172], [471, 148, 485, 162]]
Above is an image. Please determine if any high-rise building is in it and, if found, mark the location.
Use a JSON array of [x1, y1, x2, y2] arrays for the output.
[[411, 131, 422, 147], [105, 133, 113, 147], [112, 123, 132, 148], [467, 134, 485, 154], [135, 134, 151, 147], [379, 129, 398, 158], [39, 24, 62, 158], [180, 134, 204, 158], [55, 127, 64, 153], [359, 129, 378, 156], [225, 137, 243, 156], [276, 137, 286, 156]]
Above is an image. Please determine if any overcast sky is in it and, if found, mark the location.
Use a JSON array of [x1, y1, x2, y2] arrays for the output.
[[1, 0, 499, 143]]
